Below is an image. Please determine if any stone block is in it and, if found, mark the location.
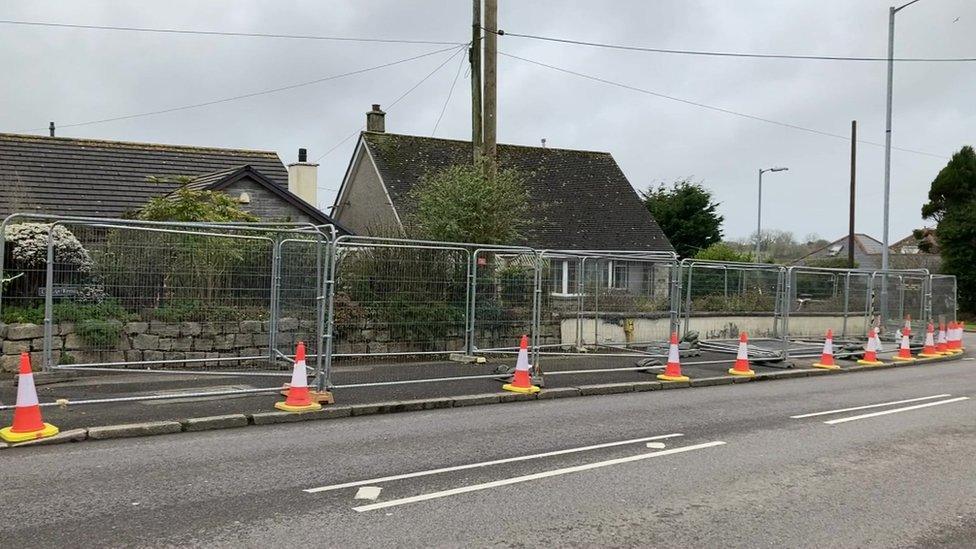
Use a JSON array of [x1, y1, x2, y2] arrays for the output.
[[143, 350, 166, 362], [498, 391, 537, 403], [1, 354, 20, 372], [32, 336, 62, 351], [632, 381, 663, 392], [132, 333, 160, 350], [124, 322, 149, 335], [181, 414, 249, 432], [59, 322, 76, 335], [234, 333, 253, 347], [213, 334, 235, 351], [173, 337, 193, 351], [193, 338, 215, 352], [3, 340, 30, 355], [250, 407, 351, 425], [579, 383, 636, 396], [689, 377, 735, 388], [125, 350, 143, 363], [180, 322, 202, 337], [200, 322, 220, 336], [252, 333, 270, 347], [6, 323, 44, 340], [88, 421, 182, 440], [240, 320, 263, 334], [63, 333, 84, 350], [149, 322, 180, 337], [277, 317, 300, 332], [537, 387, 581, 399], [157, 338, 174, 351]]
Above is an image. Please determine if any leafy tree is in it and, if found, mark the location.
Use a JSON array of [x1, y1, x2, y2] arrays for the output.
[[694, 242, 752, 262], [642, 179, 723, 258], [921, 146, 976, 312], [137, 176, 258, 222], [407, 158, 530, 245]]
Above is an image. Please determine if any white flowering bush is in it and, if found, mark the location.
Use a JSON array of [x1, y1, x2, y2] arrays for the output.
[[3, 223, 93, 272]]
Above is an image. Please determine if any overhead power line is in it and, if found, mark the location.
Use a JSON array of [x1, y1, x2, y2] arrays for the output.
[[500, 51, 946, 159], [495, 29, 976, 63], [22, 45, 461, 132], [0, 19, 463, 46], [314, 46, 467, 162], [432, 52, 467, 136]]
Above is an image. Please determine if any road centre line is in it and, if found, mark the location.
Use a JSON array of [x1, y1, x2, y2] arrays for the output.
[[304, 433, 684, 494], [790, 394, 952, 419], [824, 397, 970, 425], [352, 441, 727, 512]]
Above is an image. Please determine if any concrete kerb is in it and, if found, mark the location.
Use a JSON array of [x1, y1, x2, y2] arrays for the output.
[[1, 351, 966, 449]]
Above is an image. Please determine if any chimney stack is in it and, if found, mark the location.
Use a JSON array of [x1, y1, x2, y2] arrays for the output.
[[288, 147, 319, 207], [49, 122, 55, 137], [366, 104, 386, 133]]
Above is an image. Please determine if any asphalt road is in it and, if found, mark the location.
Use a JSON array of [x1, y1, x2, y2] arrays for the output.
[[2, 343, 975, 547]]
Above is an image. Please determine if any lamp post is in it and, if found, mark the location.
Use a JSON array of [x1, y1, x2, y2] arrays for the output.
[[755, 167, 789, 263], [882, 0, 923, 273]]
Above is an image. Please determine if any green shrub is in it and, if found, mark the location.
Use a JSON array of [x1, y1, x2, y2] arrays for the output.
[[1, 305, 45, 324], [76, 319, 122, 348]]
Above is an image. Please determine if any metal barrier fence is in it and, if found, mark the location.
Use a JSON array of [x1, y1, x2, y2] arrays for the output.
[[0, 213, 961, 400]]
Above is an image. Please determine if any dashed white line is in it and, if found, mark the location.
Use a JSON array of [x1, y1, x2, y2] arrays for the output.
[[824, 397, 971, 425], [354, 486, 382, 501], [352, 441, 727, 512], [304, 433, 684, 494], [790, 394, 952, 419]]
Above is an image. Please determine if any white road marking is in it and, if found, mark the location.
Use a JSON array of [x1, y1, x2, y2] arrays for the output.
[[824, 397, 970, 425], [353, 441, 726, 512], [354, 486, 382, 500], [790, 394, 952, 419], [304, 433, 684, 494], [645, 442, 667, 449]]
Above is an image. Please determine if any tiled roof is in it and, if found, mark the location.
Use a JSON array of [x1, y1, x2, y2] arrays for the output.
[[794, 233, 884, 263], [0, 133, 290, 218], [360, 132, 673, 252]]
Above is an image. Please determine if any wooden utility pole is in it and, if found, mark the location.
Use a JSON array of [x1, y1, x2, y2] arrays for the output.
[[848, 120, 857, 269], [470, 0, 482, 162], [483, 0, 498, 163]]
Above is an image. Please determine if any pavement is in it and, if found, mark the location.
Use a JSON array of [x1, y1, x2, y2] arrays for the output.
[[1, 332, 974, 547]]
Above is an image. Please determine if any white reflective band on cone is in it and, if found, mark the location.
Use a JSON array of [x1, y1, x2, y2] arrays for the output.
[[290, 359, 308, 388], [667, 344, 679, 364], [16, 373, 39, 407]]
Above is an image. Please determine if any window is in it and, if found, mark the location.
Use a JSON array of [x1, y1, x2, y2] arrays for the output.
[[551, 260, 581, 296], [608, 261, 629, 290], [826, 245, 843, 257]]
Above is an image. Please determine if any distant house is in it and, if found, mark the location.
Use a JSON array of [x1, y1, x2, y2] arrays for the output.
[[795, 231, 941, 272], [0, 133, 341, 227], [332, 105, 673, 296], [794, 233, 885, 269]]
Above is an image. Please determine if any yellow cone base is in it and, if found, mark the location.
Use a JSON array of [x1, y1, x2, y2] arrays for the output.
[[917, 352, 942, 358], [274, 401, 322, 413], [812, 363, 841, 370], [502, 383, 540, 394], [857, 359, 885, 366], [657, 374, 690, 382], [892, 356, 915, 362], [728, 368, 755, 377], [0, 423, 59, 443]]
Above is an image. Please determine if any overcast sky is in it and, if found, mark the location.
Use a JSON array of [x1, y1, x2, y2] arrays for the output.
[[2, 0, 973, 243]]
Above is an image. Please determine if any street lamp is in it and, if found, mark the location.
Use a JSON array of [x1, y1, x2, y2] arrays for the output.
[[755, 167, 789, 263], [882, 0, 924, 273]]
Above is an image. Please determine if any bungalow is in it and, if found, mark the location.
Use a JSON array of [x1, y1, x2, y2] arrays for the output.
[[0, 133, 341, 227], [331, 105, 674, 296]]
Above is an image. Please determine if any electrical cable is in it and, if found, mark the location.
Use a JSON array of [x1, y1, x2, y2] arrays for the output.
[[21, 45, 461, 132], [0, 19, 463, 46], [432, 51, 467, 135], [500, 51, 947, 159], [495, 28, 976, 63]]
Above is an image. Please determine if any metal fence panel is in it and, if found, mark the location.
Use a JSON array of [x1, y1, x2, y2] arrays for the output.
[[930, 274, 957, 325], [680, 261, 785, 343]]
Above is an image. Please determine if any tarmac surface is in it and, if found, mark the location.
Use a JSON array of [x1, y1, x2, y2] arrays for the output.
[[1, 333, 974, 547]]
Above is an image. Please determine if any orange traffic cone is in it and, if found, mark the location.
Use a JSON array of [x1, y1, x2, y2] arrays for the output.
[[728, 332, 755, 376], [950, 322, 964, 353], [893, 329, 914, 362], [1, 353, 59, 443], [813, 329, 839, 369], [503, 335, 540, 394], [275, 342, 322, 412], [918, 323, 940, 358], [936, 322, 949, 354], [858, 329, 884, 366], [658, 332, 690, 382]]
